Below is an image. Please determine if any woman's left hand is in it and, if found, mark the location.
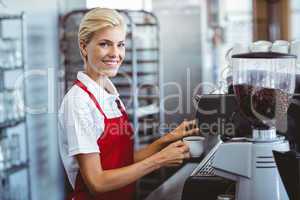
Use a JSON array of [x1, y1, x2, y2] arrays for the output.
[[163, 119, 200, 143]]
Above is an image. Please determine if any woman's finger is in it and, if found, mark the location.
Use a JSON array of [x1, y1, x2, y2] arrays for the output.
[[166, 163, 181, 167], [181, 144, 189, 152], [172, 140, 185, 147], [186, 128, 200, 136], [185, 119, 197, 131], [184, 152, 190, 159]]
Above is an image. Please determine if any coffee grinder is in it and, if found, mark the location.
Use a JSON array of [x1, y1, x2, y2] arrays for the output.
[[212, 52, 297, 200]]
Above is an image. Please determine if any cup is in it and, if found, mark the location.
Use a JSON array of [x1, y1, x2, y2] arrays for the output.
[[250, 40, 272, 52], [291, 40, 300, 56], [271, 40, 289, 53], [183, 136, 205, 158]]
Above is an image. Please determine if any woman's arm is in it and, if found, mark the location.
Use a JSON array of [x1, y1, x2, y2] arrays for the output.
[[76, 140, 189, 195], [134, 119, 199, 162]]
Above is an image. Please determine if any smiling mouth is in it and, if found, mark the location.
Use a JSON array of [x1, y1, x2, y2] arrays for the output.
[[102, 60, 119, 66]]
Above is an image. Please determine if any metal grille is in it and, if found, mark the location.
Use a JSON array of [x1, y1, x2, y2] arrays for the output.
[[191, 141, 221, 177], [194, 154, 216, 176]]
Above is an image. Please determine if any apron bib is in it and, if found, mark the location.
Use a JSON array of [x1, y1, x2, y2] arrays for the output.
[[69, 79, 135, 200]]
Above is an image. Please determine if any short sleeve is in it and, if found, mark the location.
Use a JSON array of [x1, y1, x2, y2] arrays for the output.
[[59, 95, 102, 156]]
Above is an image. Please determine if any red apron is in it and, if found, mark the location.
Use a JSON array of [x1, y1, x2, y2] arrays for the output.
[[69, 79, 135, 200]]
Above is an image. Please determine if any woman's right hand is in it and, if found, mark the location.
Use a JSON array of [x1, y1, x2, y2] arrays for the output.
[[154, 140, 190, 167]]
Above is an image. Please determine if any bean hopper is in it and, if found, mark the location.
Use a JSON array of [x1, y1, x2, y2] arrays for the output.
[[212, 52, 297, 200]]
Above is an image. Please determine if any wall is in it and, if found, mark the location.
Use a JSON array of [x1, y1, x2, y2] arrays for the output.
[[152, 0, 205, 125]]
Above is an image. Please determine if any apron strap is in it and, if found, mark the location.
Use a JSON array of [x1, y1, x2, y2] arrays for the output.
[[74, 79, 107, 119], [115, 99, 127, 114]]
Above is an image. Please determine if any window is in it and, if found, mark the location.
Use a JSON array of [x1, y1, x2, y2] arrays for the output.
[[291, 0, 300, 40]]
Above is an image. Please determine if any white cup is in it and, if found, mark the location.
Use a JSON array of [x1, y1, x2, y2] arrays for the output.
[[183, 136, 205, 158], [271, 40, 290, 53], [291, 40, 300, 57], [250, 40, 272, 52], [273, 40, 289, 46]]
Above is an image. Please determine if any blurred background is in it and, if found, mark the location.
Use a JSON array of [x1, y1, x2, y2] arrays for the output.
[[0, 0, 299, 199]]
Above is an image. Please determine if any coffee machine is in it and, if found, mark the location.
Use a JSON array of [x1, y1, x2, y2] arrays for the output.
[[211, 52, 297, 200]]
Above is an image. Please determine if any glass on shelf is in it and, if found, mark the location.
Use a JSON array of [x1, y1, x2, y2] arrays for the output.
[[0, 37, 22, 69], [1, 88, 25, 124]]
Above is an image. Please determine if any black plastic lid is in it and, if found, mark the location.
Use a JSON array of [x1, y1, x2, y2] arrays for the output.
[[232, 52, 297, 59]]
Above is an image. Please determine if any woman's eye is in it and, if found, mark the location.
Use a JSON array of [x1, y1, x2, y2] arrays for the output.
[[99, 42, 109, 47], [118, 43, 125, 48]]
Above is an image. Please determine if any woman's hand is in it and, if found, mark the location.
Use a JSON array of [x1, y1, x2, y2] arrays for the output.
[[153, 140, 190, 167], [163, 119, 200, 144], [134, 119, 200, 163]]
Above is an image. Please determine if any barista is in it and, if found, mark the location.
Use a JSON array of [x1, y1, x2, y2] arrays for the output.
[[58, 7, 199, 200]]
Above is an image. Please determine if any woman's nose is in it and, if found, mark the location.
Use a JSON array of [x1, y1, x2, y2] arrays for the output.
[[108, 46, 119, 57]]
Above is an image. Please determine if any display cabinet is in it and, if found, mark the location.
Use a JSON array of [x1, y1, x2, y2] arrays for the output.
[[0, 12, 31, 200]]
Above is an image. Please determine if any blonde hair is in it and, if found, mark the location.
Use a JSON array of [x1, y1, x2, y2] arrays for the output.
[[78, 7, 126, 45]]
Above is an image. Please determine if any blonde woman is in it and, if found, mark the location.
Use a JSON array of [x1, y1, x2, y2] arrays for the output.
[[58, 7, 199, 200]]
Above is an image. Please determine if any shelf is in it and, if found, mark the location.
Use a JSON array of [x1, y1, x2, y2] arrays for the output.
[[0, 11, 31, 200], [0, 14, 22, 20], [0, 118, 26, 129], [3, 162, 29, 175], [0, 66, 24, 72]]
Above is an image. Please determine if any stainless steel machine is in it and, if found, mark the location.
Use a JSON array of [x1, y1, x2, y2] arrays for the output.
[[212, 52, 297, 200]]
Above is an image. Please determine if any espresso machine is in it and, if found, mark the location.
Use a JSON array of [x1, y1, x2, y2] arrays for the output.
[[211, 52, 297, 200]]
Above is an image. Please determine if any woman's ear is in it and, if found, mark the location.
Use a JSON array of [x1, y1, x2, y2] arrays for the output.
[[79, 40, 88, 57]]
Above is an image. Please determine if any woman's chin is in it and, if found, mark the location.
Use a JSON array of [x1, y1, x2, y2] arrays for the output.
[[94, 68, 119, 77], [104, 70, 119, 77], [107, 72, 118, 77]]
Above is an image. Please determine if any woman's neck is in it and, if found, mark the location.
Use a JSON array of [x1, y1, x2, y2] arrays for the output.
[[84, 65, 107, 86], [84, 64, 117, 95]]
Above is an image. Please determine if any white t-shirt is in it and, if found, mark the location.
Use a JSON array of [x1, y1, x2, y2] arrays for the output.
[[58, 71, 125, 189]]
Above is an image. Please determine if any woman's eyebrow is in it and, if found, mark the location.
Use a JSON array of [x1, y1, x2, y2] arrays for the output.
[[98, 39, 125, 44], [98, 39, 113, 43]]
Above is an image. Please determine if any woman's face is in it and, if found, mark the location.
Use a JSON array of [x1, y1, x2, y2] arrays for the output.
[[83, 26, 126, 77]]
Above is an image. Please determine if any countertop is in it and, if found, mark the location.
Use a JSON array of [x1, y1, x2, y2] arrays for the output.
[[145, 163, 199, 200]]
